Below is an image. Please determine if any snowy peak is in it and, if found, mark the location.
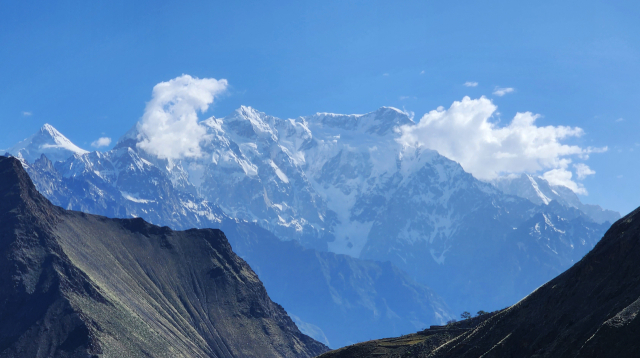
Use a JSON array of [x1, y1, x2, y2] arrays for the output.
[[492, 174, 620, 224], [8, 123, 88, 164], [306, 106, 414, 136], [493, 174, 572, 206], [114, 123, 141, 150], [222, 106, 280, 140], [40, 123, 63, 137]]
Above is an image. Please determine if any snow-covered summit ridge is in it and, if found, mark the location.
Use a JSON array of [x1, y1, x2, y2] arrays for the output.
[[155, 105, 614, 260], [305, 106, 414, 136], [7, 110, 616, 264], [112, 105, 426, 256], [492, 173, 620, 224], [8, 123, 88, 163]]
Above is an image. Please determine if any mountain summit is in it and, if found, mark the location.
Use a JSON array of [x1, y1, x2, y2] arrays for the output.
[[0, 155, 327, 357], [7, 123, 88, 164]]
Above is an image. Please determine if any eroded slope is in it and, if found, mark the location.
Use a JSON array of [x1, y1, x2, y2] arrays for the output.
[[0, 156, 327, 358]]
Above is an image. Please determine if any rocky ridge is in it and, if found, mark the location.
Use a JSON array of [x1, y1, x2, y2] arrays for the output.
[[0, 155, 327, 357]]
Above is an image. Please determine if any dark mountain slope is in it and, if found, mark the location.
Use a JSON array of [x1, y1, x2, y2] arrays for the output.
[[0, 156, 327, 358], [319, 205, 640, 357]]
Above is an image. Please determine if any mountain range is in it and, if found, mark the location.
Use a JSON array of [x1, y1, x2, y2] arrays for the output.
[[116, 106, 615, 313], [4, 106, 619, 346]]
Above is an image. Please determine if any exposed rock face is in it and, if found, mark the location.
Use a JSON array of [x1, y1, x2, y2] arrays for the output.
[[0, 156, 327, 358], [319, 205, 640, 357]]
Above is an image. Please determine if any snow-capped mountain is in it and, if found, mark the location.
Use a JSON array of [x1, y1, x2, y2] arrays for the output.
[[116, 106, 335, 251], [492, 174, 620, 224], [7, 123, 88, 163], [8, 113, 616, 314], [129, 106, 615, 312]]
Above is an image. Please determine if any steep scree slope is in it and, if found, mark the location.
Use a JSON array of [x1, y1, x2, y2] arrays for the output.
[[0, 156, 327, 358]]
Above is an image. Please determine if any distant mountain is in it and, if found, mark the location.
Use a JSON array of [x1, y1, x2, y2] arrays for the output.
[[492, 174, 620, 224], [129, 106, 609, 313], [318, 205, 640, 358], [7, 112, 615, 316], [115, 106, 418, 254], [11, 145, 454, 348], [0, 155, 327, 357], [6, 123, 88, 163]]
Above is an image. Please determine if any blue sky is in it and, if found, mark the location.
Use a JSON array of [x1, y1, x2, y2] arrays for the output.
[[1, 0, 638, 214]]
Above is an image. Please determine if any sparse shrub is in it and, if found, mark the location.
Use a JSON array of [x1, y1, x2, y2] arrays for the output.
[[446, 318, 457, 325], [477, 310, 488, 316], [460, 311, 472, 320]]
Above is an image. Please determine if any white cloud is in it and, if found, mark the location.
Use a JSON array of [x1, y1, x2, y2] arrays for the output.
[[574, 163, 595, 180], [136, 74, 228, 160], [463, 81, 478, 87], [383, 73, 390, 76], [91, 137, 112, 148], [493, 87, 514, 96], [615, 117, 624, 122], [399, 96, 606, 194], [420, 70, 425, 75], [542, 168, 587, 195], [22, 111, 32, 116]]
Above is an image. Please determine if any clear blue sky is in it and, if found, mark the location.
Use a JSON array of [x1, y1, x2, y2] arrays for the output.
[[1, 0, 638, 214]]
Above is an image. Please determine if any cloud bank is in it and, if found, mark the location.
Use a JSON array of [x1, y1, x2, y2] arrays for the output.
[[91, 137, 112, 148], [136, 74, 228, 160], [399, 96, 605, 194]]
